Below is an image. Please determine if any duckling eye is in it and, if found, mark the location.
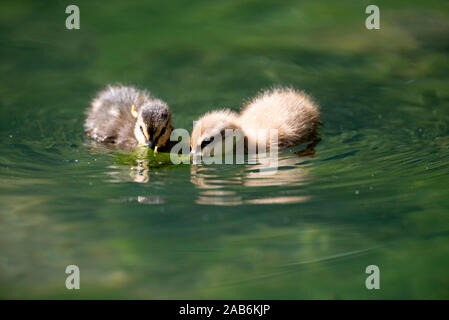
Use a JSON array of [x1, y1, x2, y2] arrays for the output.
[[200, 137, 214, 149]]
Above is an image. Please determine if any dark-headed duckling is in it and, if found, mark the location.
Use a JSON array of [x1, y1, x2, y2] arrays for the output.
[[84, 85, 173, 151]]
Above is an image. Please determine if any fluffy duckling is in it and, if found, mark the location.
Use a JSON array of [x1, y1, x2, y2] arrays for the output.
[[190, 88, 321, 155], [84, 85, 173, 151], [190, 109, 241, 156], [239, 88, 321, 149]]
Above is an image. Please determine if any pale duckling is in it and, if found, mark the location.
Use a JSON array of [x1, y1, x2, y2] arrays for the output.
[[190, 109, 242, 156], [190, 88, 321, 156], [84, 85, 173, 151]]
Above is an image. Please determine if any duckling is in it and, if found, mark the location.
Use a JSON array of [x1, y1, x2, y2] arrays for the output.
[[190, 109, 241, 156], [190, 88, 321, 155], [239, 88, 321, 149], [84, 85, 173, 151]]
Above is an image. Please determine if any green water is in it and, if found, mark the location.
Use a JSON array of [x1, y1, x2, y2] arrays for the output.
[[1, 0, 449, 299]]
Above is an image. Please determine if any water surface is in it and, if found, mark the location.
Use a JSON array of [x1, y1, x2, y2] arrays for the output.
[[0, 0, 448, 298]]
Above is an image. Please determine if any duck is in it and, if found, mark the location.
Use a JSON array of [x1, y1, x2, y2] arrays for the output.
[[84, 85, 173, 152], [190, 88, 321, 156]]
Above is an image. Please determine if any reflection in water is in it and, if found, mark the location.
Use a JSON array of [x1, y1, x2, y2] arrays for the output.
[[105, 147, 315, 207], [1, 0, 448, 300], [130, 159, 150, 183], [110, 195, 165, 204], [104, 162, 151, 184], [190, 153, 312, 205], [106, 159, 169, 204]]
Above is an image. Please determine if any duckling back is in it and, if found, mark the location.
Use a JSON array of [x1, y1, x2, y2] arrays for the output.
[[85, 85, 152, 147], [238, 88, 321, 148]]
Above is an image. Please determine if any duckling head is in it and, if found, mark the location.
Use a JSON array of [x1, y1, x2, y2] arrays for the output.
[[190, 109, 242, 157], [132, 102, 172, 151]]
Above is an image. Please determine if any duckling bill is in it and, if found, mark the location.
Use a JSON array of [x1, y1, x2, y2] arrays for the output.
[[84, 85, 173, 151]]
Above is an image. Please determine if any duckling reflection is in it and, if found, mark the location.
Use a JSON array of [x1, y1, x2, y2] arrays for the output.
[[102, 145, 178, 184], [190, 153, 312, 205], [130, 159, 150, 183], [190, 166, 244, 205], [106, 155, 166, 204], [104, 160, 151, 184], [110, 195, 165, 204]]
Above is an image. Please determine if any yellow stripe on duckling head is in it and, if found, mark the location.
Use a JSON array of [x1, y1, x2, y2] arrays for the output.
[[131, 105, 138, 118]]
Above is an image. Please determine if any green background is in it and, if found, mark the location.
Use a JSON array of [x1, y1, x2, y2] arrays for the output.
[[0, 0, 448, 298]]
